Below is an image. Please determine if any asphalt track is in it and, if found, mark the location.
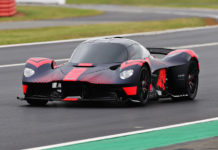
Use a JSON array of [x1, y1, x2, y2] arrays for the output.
[[70, 4, 218, 19], [0, 26, 218, 149], [0, 11, 187, 30], [3, 4, 218, 30]]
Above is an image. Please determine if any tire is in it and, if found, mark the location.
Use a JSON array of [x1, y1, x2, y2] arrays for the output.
[[186, 60, 199, 100], [26, 99, 48, 106], [128, 66, 151, 106], [171, 60, 199, 100]]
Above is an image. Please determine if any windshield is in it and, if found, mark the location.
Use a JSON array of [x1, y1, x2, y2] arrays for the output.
[[70, 43, 128, 64]]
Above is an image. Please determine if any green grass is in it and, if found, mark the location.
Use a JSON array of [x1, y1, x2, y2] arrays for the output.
[[67, 0, 218, 9], [0, 18, 207, 45], [0, 6, 103, 22]]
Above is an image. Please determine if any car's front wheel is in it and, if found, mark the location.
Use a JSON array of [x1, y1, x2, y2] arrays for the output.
[[138, 66, 151, 105], [128, 66, 151, 106]]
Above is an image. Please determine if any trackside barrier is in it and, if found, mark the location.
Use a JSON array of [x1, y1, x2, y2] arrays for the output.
[[0, 0, 17, 17]]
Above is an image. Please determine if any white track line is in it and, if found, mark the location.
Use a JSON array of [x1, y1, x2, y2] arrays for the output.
[[0, 59, 68, 68], [1, 42, 218, 69], [25, 117, 218, 150], [0, 63, 25, 68], [169, 42, 218, 49], [0, 25, 218, 49]]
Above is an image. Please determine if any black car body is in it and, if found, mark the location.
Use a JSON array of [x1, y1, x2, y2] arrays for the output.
[[18, 37, 200, 106]]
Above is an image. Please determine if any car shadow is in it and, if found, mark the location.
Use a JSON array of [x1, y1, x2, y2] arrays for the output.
[[20, 97, 198, 109]]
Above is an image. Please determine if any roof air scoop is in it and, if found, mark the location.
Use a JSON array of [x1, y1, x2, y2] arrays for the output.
[[75, 63, 94, 67]]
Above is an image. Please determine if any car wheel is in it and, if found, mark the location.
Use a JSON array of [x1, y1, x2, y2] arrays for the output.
[[186, 60, 199, 100], [128, 66, 151, 106], [171, 60, 199, 101], [26, 99, 48, 106], [138, 66, 151, 105]]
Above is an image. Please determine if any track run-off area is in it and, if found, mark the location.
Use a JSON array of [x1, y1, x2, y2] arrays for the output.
[[0, 25, 218, 149], [27, 117, 218, 150]]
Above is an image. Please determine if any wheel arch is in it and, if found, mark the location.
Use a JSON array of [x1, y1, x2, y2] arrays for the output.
[[23, 57, 56, 83], [142, 62, 151, 74], [25, 57, 55, 70], [190, 57, 200, 72]]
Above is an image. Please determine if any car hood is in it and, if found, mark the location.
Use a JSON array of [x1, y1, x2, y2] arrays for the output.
[[59, 62, 121, 84], [60, 62, 119, 75]]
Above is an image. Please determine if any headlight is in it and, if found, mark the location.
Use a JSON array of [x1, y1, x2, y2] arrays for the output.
[[120, 69, 134, 79], [24, 68, 35, 77]]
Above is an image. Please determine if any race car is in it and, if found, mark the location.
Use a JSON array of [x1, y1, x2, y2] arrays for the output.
[[18, 37, 199, 106]]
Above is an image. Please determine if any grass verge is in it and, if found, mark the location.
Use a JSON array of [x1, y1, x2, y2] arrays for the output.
[[0, 18, 213, 45], [0, 6, 103, 22], [67, 0, 218, 9]]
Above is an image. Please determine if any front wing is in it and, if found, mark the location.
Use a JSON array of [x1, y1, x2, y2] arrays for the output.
[[18, 81, 140, 102]]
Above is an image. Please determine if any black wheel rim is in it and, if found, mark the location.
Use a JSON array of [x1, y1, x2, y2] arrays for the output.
[[139, 69, 150, 101]]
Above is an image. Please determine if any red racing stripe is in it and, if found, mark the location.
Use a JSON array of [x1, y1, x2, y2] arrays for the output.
[[168, 49, 200, 70], [26, 58, 52, 68], [63, 68, 87, 81], [121, 60, 144, 69]]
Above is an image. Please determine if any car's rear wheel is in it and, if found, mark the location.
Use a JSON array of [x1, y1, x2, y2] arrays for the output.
[[171, 59, 199, 100], [186, 60, 199, 100], [26, 99, 48, 106], [128, 66, 151, 106]]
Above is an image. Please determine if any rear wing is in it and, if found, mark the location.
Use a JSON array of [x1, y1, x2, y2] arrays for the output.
[[147, 48, 175, 55]]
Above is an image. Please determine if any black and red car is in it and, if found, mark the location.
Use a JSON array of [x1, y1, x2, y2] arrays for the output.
[[18, 37, 200, 106]]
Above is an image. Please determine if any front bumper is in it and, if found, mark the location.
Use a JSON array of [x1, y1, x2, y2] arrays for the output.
[[20, 82, 138, 102]]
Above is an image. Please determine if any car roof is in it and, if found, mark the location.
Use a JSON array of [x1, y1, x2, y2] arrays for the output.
[[82, 37, 138, 48]]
